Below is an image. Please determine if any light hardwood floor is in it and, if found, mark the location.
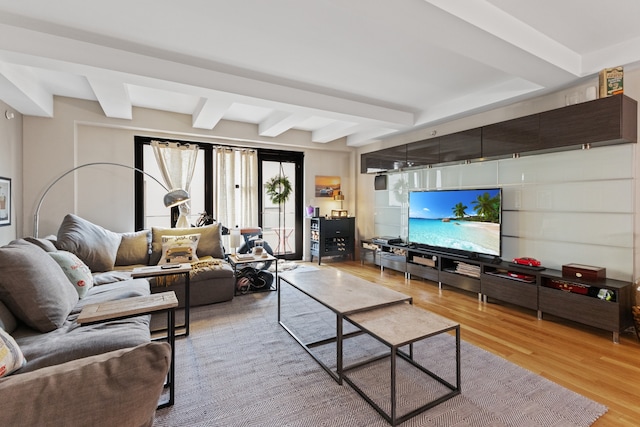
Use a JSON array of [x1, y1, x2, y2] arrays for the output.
[[310, 259, 640, 426]]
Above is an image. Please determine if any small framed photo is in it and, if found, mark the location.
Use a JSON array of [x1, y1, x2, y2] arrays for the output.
[[0, 177, 11, 226]]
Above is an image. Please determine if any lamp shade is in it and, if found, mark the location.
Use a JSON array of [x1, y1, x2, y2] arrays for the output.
[[163, 189, 190, 208], [334, 191, 345, 201]]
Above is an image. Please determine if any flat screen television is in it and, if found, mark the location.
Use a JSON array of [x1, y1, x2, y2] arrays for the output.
[[408, 188, 502, 258]]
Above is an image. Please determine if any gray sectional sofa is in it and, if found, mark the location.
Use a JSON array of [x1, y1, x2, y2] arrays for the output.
[[0, 237, 170, 426], [0, 214, 236, 426], [55, 214, 236, 307]]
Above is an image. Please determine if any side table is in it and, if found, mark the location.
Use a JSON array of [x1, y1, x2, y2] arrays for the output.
[[227, 253, 278, 295], [132, 263, 191, 336], [78, 291, 179, 408], [344, 304, 460, 426]]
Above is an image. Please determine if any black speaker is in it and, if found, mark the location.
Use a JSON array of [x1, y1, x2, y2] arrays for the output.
[[374, 175, 387, 190]]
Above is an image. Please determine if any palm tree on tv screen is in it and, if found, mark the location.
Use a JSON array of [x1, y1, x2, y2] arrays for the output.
[[452, 202, 468, 219], [471, 192, 500, 223]]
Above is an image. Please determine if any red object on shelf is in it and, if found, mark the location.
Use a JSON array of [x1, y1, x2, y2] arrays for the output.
[[512, 257, 541, 267], [507, 272, 535, 281]]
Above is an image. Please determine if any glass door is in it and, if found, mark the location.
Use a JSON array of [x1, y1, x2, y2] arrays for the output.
[[258, 150, 303, 260]]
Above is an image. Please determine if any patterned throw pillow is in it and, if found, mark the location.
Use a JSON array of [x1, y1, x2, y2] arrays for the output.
[[158, 234, 201, 265], [0, 328, 25, 377], [49, 251, 94, 299]]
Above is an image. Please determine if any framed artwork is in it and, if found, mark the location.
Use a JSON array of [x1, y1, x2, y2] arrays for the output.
[[0, 177, 10, 226], [315, 176, 341, 198]]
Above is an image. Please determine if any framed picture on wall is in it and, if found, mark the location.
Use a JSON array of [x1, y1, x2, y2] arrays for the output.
[[315, 175, 341, 198], [0, 177, 10, 226]]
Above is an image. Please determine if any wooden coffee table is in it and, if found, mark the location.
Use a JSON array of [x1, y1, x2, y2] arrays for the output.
[[78, 291, 179, 408], [277, 269, 412, 384]]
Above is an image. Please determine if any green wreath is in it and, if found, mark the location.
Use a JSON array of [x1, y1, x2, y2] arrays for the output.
[[265, 175, 292, 205]]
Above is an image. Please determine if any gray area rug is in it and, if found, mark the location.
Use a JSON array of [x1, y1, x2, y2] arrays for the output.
[[154, 284, 607, 426]]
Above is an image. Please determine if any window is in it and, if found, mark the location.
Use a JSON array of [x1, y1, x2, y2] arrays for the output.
[[134, 137, 304, 259]]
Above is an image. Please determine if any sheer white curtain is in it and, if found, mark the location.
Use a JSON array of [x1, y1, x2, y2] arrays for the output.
[[212, 147, 258, 229], [151, 141, 199, 228]]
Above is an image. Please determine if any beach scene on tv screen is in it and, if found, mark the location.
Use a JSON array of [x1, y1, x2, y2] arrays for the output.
[[408, 189, 501, 256]]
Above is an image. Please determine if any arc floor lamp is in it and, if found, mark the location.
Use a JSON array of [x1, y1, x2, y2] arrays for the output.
[[33, 161, 190, 237]]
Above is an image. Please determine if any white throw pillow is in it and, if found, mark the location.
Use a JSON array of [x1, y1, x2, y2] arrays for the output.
[[158, 234, 201, 265], [49, 251, 94, 299], [0, 328, 26, 377]]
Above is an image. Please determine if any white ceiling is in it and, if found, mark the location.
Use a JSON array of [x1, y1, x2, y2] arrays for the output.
[[1, 0, 640, 147]]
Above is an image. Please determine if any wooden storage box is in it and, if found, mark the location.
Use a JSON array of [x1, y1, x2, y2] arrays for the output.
[[413, 256, 436, 267], [562, 263, 606, 280]]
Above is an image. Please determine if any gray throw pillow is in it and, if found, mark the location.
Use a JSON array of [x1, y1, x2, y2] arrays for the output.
[[55, 214, 122, 272], [150, 223, 224, 264], [23, 237, 58, 252], [115, 230, 151, 266], [0, 240, 78, 332]]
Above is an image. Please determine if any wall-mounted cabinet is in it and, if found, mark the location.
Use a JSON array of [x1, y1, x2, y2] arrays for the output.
[[539, 94, 637, 149], [406, 139, 439, 168], [361, 145, 407, 173], [361, 94, 637, 173], [438, 128, 482, 163], [482, 115, 540, 158]]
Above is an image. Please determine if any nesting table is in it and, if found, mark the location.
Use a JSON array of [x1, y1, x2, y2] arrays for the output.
[[132, 263, 191, 336], [277, 269, 460, 426]]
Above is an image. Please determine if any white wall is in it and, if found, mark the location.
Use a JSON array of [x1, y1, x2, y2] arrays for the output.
[[22, 97, 355, 253], [0, 101, 22, 245], [357, 69, 640, 282]]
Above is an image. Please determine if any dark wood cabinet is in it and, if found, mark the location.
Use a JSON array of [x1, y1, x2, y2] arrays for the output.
[[362, 241, 633, 342], [482, 114, 540, 157], [361, 94, 637, 173], [360, 145, 407, 173], [438, 128, 482, 162], [481, 264, 539, 310], [539, 95, 637, 148], [538, 270, 633, 342], [406, 138, 439, 168], [310, 217, 355, 264]]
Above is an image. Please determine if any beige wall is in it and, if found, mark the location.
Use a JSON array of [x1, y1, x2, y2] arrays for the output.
[[22, 97, 356, 249], [0, 101, 22, 245]]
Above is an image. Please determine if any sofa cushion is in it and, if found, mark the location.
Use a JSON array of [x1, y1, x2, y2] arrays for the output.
[[49, 251, 94, 298], [0, 342, 170, 427], [0, 328, 25, 377], [56, 214, 121, 272], [0, 301, 17, 334], [151, 223, 224, 264], [158, 233, 201, 264], [12, 278, 151, 373], [115, 230, 151, 266], [23, 236, 58, 252], [0, 240, 78, 333]]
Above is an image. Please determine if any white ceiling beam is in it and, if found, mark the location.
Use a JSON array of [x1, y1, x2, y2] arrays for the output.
[[0, 23, 414, 130], [312, 122, 359, 144], [423, 0, 581, 83], [346, 128, 397, 147], [258, 111, 307, 137], [192, 98, 232, 129], [0, 61, 53, 116], [86, 76, 132, 119]]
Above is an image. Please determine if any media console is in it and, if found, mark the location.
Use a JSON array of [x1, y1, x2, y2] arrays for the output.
[[362, 240, 634, 343]]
